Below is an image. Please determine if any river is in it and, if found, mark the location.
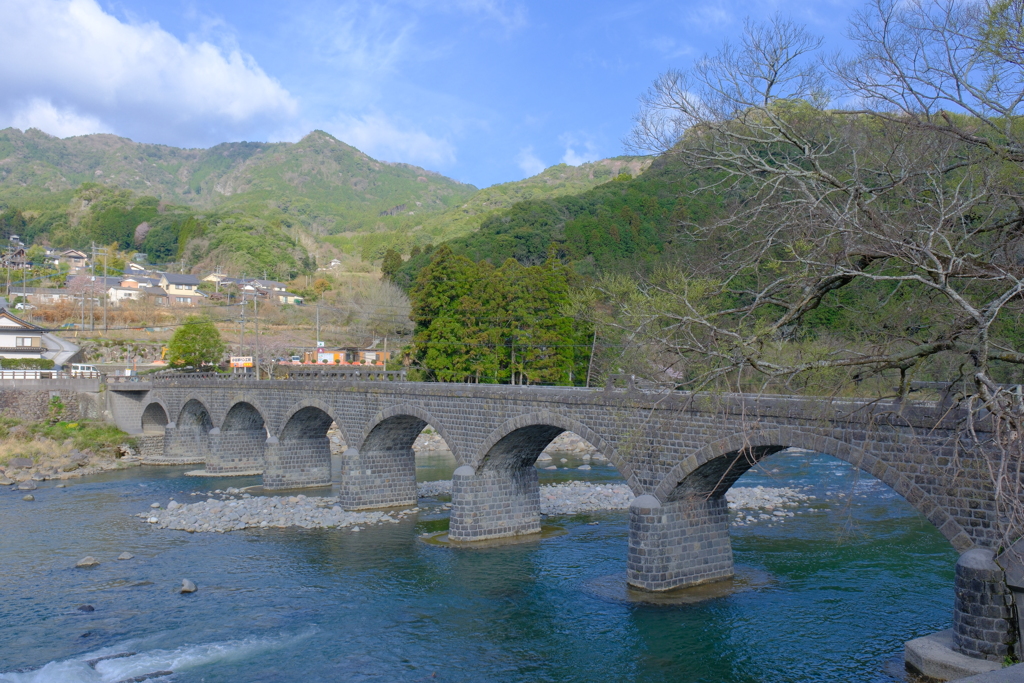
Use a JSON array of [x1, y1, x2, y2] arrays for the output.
[[0, 450, 954, 682]]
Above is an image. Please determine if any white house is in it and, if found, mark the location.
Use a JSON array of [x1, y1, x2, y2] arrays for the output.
[[0, 309, 46, 359]]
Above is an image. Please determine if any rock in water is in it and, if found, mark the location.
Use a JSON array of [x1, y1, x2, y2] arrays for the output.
[[22, 494, 34, 501], [77, 604, 95, 612], [76, 556, 99, 568], [179, 579, 197, 593], [118, 552, 134, 561], [0, 476, 12, 486], [18, 480, 37, 490], [150, 502, 161, 509]]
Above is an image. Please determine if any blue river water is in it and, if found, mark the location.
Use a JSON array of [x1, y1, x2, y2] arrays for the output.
[[0, 450, 955, 683]]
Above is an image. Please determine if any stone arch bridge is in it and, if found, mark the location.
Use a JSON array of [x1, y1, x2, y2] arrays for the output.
[[107, 371, 1016, 662]]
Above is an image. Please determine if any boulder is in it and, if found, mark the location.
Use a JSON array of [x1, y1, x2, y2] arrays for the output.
[[0, 476, 11, 486], [31, 473, 45, 481], [18, 480, 37, 491], [9, 457, 33, 469], [117, 552, 134, 561], [76, 556, 99, 568], [22, 494, 34, 501], [179, 579, 197, 594], [77, 604, 95, 612]]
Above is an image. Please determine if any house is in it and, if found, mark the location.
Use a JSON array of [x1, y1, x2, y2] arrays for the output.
[[274, 291, 304, 305], [250, 279, 288, 292], [120, 276, 159, 289], [158, 273, 202, 294], [12, 287, 74, 305], [0, 308, 46, 359], [202, 273, 230, 283], [0, 305, 80, 367], [314, 347, 392, 365], [107, 287, 143, 305], [59, 249, 89, 271], [169, 290, 204, 307], [144, 287, 169, 307], [0, 247, 28, 270]]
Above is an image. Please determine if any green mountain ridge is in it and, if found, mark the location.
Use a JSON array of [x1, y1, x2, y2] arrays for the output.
[[0, 128, 477, 231], [0, 127, 655, 280]]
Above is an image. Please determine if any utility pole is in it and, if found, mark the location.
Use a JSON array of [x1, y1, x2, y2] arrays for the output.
[[102, 247, 108, 333], [254, 298, 260, 380], [89, 242, 96, 331]]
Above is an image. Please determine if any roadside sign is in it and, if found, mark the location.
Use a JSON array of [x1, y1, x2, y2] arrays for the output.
[[230, 356, 253, 368], [317, 341, 325, 347]]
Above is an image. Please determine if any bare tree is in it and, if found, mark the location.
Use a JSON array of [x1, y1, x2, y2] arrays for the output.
[[608, 6, 1024, 548]]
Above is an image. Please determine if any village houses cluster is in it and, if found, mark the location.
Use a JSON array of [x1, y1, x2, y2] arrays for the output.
[[5, 248, 305, 309]]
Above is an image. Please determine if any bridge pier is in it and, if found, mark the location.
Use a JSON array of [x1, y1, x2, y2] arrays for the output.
[[448, 465, 541, 541], [160, 422, 209, 465], [207, 427, 265, 474], [263, 435, 332, 490], [336, 446, 417, 509], [626, 494, 733, 591]]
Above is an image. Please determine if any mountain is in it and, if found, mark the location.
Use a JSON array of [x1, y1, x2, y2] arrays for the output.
[[0, 128, 477, 230], [393, 153, 722, 287], [0, 126, 660, 280]]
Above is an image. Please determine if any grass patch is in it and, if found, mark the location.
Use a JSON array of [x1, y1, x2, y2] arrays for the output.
[[0, 418, 136, 466]]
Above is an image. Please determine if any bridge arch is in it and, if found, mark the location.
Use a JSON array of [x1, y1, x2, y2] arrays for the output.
[[358, 404, 455, 460], [474, 410, 628, 480], [262, 402, 336, 490], [336, 404, 447, 509], [651, 428, 971, 552], [449, 410, 626, 542], [209, 401, 268, 474], [165, 398, 214, 466], [140, 401, 169, 434]]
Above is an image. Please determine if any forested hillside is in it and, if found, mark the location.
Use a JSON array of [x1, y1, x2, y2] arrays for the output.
[[0, 127, 654, 276], [392, 153, 722, 288]]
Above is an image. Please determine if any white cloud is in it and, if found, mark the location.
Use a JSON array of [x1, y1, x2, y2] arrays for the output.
[[560, 134, 600, 166], [8, 98, 111, 138], [328, 113, 456, 167], [0, 0, 296, 144], [516, 146, 546, 177]]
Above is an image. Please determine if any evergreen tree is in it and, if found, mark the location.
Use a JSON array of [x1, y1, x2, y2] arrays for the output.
[[167, 317, 226, 369], [380, 248, 404, 281]]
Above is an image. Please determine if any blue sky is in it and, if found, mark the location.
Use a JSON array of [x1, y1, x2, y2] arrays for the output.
[[0, 0, 855, 187]]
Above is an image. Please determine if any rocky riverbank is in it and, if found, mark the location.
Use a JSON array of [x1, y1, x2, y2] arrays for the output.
[[1, 445, 140, 488], [137, 490, 419, 533], [137, 480, 820, 534]]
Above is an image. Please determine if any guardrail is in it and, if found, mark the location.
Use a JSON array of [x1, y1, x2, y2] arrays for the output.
[[0, 370, 101, 380], [149, 369, 409, 382], [285, 368, 406, 381]]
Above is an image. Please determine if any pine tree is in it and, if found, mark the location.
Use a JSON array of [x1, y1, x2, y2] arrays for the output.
[[380, 248, 404, 281]]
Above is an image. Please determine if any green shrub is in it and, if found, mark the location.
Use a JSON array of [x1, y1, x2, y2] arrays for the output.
[[0, 358, 55, 369]]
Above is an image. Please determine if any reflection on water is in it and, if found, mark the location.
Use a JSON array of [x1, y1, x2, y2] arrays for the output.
[[0, 451, 954, 683]]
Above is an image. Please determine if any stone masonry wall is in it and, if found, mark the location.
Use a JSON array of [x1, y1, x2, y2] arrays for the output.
[[449, 465, 541, 541], [337, 447, 417, 509], [954, 549, 1018, 660], [627, 494, 733, 591], [263, 437, 331, 490], [208, 429, 265, 473]]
